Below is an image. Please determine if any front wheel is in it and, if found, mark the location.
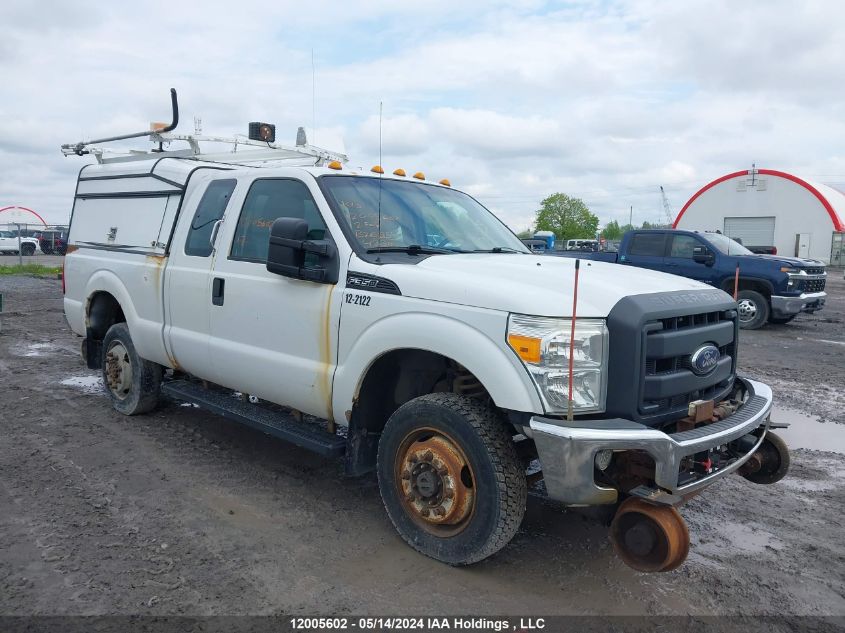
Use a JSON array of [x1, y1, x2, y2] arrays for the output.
[[377, 393, 527, 565], [101, 323, 162, 415], [21, 243, 35, 256], [736, 290, 770, 330]]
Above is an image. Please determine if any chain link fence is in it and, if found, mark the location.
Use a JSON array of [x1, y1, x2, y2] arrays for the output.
[[0, 223, 68, 267]]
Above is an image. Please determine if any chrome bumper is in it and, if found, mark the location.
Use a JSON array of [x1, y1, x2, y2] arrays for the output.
[[529, 377, 773, 506], [771, 291, 826, 316]]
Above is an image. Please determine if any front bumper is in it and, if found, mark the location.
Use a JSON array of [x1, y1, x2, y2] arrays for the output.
[[771, 291, 826, 316], [529, 376, 773, 506]]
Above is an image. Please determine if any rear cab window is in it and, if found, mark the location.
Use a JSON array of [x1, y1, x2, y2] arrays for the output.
[[185, 179, 237, 257], [628, 233, 667, 257]]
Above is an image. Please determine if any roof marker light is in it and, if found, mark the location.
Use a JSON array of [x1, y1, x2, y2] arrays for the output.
[[413, 172, 425, 180], [371, 165, 384, 174], [327, 161, 343, 170], [393, 168, 406, 177], [439, 179, 451, 187]]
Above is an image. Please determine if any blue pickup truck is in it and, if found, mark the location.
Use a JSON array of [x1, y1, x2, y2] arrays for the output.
[[551, 229, 827, 329]]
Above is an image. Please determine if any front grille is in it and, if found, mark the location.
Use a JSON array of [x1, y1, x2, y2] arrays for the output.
[[605, 288, 739, 427], [640, 309, 737, 419], [797, 277, 826, 293], [805, 267, 825, 275]]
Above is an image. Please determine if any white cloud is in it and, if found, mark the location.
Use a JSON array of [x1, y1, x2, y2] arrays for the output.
[[1, 0, 844, 231]]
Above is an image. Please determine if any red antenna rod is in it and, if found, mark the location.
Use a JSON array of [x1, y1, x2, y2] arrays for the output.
[[567, 259, 581, 422], [733, 263, 740, 300]]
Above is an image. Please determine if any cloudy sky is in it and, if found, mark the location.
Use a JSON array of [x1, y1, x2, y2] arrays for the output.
[[2, 0, 844, 231]]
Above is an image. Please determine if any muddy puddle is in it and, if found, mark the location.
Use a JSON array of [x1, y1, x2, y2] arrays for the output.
[[60, 375, 103, 394], [771, 405, 845, 455]]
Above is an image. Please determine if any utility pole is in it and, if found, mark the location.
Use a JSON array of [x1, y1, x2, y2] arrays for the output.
[[15, 223, 22, 267], [629, 206, 633, 229]]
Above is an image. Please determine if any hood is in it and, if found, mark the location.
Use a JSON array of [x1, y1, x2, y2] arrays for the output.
[[753, 254, 825, 268], [377, 254, 717, 317]]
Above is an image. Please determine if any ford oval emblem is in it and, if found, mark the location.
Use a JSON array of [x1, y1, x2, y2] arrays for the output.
[[690, 344, 720, 375]]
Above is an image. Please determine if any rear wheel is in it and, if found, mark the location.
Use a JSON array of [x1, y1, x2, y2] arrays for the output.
[[736, 290, 769, 330], [377, 393, 526, 565], [101, 323, 162, 415]]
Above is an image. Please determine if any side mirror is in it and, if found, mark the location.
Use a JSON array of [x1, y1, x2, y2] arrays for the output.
[[692, 246, 715, 265], [266, 217, 338, 283]]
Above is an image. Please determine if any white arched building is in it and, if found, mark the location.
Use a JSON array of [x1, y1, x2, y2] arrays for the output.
[[674, 169, 845, 265], [0, 205, 48, 230]]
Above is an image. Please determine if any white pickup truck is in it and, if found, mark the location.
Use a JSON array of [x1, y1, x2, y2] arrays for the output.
[[0, 230, 39, 255], [62, 97, 789, 571]]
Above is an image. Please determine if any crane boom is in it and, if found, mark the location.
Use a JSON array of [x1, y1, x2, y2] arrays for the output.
[[660, 186, 674, 226]]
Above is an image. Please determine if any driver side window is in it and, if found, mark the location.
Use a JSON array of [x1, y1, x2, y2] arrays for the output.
[[669, 235, 702, 258], [230, 179, 328, 263]]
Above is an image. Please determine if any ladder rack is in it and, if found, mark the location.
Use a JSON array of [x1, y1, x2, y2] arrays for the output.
[[60, 88, 348, 167], [62, 132, 348, 166]]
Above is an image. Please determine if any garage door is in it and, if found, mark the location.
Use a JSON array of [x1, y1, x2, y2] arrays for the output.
[[723, 216, 775, 247]]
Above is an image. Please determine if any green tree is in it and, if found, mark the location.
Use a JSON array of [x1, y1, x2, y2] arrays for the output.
[[534, 193, 599, 242], [515, 228, 533, 239], [601, 220, 623, 240]]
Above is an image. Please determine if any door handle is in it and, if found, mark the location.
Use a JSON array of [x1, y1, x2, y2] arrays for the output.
[[212, 277, 225, 306], [209, 220, 222, 251]]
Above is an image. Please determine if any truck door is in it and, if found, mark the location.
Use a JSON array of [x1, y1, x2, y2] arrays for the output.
[[205, 177, 341, 421], [0, 230, 16, 252], [665, 233, 713, 283], [165, 177, 238, 376], [620, 232, 668, 272]]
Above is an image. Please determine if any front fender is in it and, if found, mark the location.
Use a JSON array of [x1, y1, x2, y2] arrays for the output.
[[332, 311, 543, 421]]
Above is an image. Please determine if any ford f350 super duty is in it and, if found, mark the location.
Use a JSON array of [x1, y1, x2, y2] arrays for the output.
[[61, 91, 790, 571]]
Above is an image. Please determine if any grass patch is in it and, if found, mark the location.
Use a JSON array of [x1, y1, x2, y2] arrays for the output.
[[0, 264, 62, 276]]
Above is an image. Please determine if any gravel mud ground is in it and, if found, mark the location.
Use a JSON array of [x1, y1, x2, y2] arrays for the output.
[[0, 272, 843, 618]]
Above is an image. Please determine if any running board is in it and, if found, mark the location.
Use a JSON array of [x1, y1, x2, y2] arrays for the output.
[[161, 380, 346, 458]]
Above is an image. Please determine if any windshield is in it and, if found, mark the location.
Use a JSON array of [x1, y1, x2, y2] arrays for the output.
[[320, 176, 528, 254], [702, 232, 754, 256]]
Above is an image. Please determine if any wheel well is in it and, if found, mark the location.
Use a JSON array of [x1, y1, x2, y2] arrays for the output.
[[344, 350, 489, 476], [722, 278, 772, 298], [86, 292, 126, 341]]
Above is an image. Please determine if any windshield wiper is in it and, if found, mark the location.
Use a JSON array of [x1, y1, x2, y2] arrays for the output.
[[366, 244, 455, 255], [469, 246, 526, 253]]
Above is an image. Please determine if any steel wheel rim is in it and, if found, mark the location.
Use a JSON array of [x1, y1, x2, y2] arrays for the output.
[[394, 427, 476, 537], [737, 298, 757, 323], [105, 341, 133, 400]]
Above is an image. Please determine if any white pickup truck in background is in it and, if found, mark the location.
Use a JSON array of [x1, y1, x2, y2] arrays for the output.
[[61, 91, 791, 571], [0, 230, 39, 255]]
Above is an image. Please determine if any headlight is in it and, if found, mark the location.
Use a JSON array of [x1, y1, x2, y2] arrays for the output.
[[782, 268, 806, 289], [507, 314, 609, 415]]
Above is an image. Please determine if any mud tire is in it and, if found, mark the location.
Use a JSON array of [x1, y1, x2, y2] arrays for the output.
[[377, 393, 526, 565], [101, 323, 162, 415]]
